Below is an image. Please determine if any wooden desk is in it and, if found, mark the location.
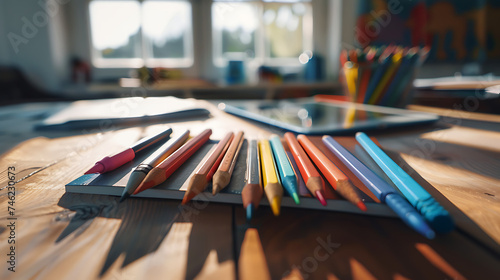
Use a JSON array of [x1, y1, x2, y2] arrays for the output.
[[1, 98, 499, 279]]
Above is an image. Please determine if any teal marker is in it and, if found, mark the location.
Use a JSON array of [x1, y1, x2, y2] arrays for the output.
[[356, 132, 454, 234], [269, 135, 300, 204]]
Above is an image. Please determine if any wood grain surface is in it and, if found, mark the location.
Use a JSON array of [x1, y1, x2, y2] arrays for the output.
[[0, 99, 499, 279]]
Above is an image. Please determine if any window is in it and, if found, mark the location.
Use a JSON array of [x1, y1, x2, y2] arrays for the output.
[[212, 0, 313, 67], [89, 0, 193, 68]]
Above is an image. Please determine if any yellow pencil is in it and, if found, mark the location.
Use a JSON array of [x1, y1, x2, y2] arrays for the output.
[[259, 139, 283, 216], [343, 61, 359, 102]]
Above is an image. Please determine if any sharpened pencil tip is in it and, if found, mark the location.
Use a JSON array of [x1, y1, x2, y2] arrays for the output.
[[133, 180, 155, 195], [246, 204, 254, 221], [270, 197, 281, 216], [212, 184, 220, 195], [182, 191, 197, 205], [357, 201, 367, 211], [315, 190, 327, 206], [292, 193, 300, 205], [119, 192, 130, 203]]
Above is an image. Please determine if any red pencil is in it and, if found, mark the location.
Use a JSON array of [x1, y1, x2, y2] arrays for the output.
[[297, 135, 366, 211], [133, 129, 212, 195], [284, 133, 327, 206]]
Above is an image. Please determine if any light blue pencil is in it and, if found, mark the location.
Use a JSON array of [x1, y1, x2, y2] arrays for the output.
[[269, 135, 300, 204], [355, 132, 454, 233]]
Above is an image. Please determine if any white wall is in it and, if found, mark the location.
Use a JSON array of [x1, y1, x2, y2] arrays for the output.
[[1, 0, 69, 91]]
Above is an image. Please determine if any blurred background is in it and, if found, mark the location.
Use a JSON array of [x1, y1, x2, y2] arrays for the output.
[[1, 0, 499, 111]]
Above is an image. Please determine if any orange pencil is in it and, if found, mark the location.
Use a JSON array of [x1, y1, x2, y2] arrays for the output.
[[213, 131, 244, 194], [297, 135, 366, 211], [133, 129, 212, 195], [182, 132, 234, 204], [340, 49, 349, 66], [349, 49, 359, 63], [284, 133, 327, 206]]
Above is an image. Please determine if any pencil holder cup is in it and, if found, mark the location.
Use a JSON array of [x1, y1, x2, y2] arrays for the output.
[[340, 46, 427, 108]]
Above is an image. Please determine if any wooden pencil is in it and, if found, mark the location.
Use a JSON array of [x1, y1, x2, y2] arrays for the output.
[[206, 133, 234, 182], [284, 132, 327, 206], [259, 139, 283, 216], [182, 132, 234, 204], [297, 134, 366, 211], [213, 131, 245, 194], [241, 139, 263, 220], [133, 129, 212, 195]]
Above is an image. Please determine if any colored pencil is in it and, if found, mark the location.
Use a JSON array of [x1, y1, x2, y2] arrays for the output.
[[133, 129, 212, 194], [269, 135, 300, 204], [259, 139, 284, 216], [182, 132, 234, 204], [297, 135, 366, 211], [368, 49, 404, 104], [213, 131, 245, 194], [349, 49, 359, 63], [355, 132, 454, 233], [206, 133, 234, 182], [120, 129, 190, 202], [322, 136, 435, 238], [281, 138, 309, 197], [380, 48, 417, 106], [241, 140, 263, 220], [284, 132, 327, 206], [340, 49, 349, 66], [343, 61, 359, 101], [363, 51, 393, 104], [85, 127, 172, 174]]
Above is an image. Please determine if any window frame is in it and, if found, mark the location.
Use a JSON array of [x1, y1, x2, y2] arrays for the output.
[[88, 0, 194, 69], [211, 0, 314, 68], [72, 0, 333, 82]]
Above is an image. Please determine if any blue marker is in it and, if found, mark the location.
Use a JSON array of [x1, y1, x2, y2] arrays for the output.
[[355, 132, 454, 233], [269, 135, 300, 204], [322, 136, 435, 239]]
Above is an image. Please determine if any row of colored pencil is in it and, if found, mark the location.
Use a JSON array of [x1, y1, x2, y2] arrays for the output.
[[85, 127, 453, 238], [243, 133, 367, 220], [340, 45, 430, 107]]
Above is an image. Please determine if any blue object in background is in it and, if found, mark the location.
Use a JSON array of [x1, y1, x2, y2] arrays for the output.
[[304, 54, 324, 82], [226, 60, 245, 85]]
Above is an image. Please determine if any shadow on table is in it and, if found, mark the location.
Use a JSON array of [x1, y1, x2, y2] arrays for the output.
[[231, 135, 500, 279], [57, 193, 234, 279], [234, 205, 500, 280], [57, 194, 179, 275], [385, 148, 500, 251]]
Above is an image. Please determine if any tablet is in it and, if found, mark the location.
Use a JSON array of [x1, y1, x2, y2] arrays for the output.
[[218, 99, 439, 135]]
